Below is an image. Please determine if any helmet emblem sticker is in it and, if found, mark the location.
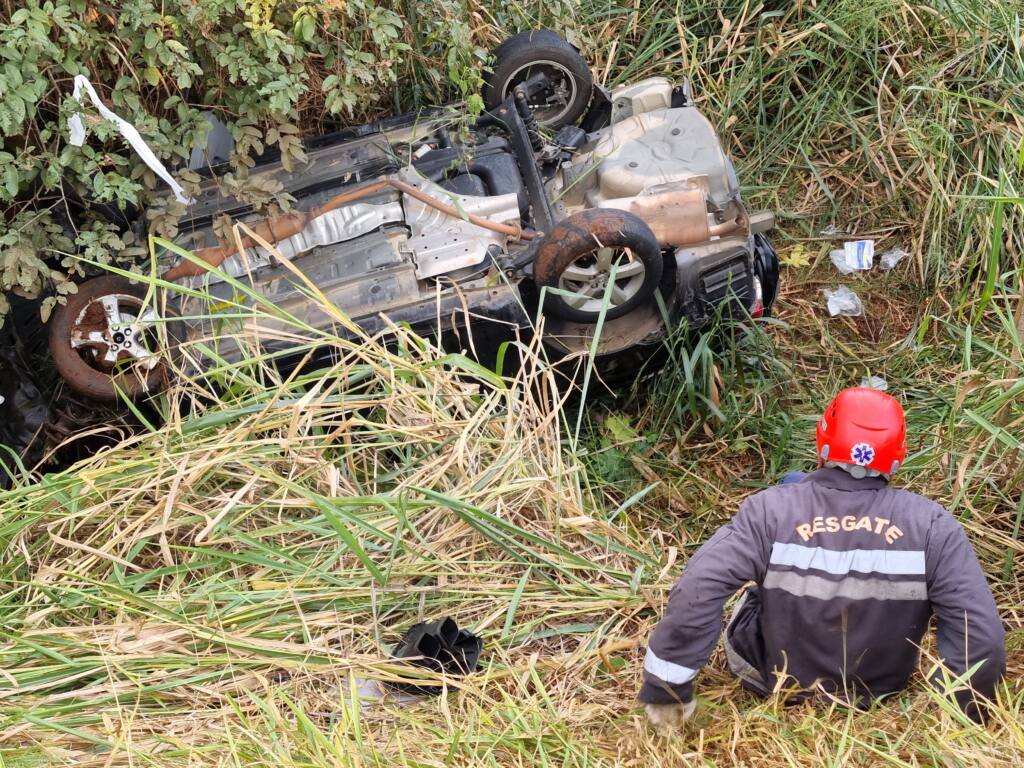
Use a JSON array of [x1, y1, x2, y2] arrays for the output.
[[851, 443, 875, 466]]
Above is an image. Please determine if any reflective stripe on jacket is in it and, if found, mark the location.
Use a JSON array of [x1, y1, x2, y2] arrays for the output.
[[639, 467, 1005, 719]]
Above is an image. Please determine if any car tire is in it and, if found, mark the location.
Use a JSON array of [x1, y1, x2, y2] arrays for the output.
[[483, 30, 593, 129], [753, 233, 780, 315], [533, 208, 664, 323], [49, 275, 184, 402]]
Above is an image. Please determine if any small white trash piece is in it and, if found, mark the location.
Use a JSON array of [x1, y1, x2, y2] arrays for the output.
[[843, 240, 874, 270], [879, 248, 908, 270], [860, 375, 888, 391], [829, 249, 856, 274], [823, 286, 864, 317], [819, 224, 848, 238], [829, 240, 875, 274]]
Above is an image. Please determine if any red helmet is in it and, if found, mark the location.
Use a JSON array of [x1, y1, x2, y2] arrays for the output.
[[816, 387, 906, 475]]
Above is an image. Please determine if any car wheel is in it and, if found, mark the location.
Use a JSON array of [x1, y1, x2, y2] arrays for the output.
[[533, 208, 664, 323], [483, 29, 593, 129], [49, 275, 184, 402]]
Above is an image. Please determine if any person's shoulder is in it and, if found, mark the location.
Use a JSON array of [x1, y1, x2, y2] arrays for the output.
[[740, 480, 808, 510], [881, 485, 954, 525]]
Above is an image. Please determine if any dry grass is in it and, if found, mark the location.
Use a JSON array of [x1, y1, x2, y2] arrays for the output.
[[2, 0, 1024, 765], [0, 263, 1020, 766]]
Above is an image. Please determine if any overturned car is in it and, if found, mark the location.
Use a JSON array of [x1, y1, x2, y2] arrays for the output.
[[46, 30, 779, 402]]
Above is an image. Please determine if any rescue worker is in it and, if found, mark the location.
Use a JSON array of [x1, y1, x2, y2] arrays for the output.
[[640, 387, 1005, 727]]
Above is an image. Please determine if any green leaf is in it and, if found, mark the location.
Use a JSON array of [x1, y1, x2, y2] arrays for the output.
[[3, 165, 18, 198], [604, 414, 638, 442], [299, 14, 315, 43]]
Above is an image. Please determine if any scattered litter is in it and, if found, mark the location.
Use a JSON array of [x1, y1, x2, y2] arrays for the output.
[[879, 248, 908, 270], [818, 224, 848, 238], [346, 676, 423, 709], [844, 240, 874, 270], [829, 240, 875, 274], [829, 242, 908, 274], [68, 75, 194, 204], [385, 617, 483, 695], [823, 286, 864, 317], [860, 375, 888, 391], [356, 677, 384, 700], [829, 249, 857, 274]]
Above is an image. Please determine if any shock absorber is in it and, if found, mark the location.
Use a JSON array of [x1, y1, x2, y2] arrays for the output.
[[513, 85, 544, 152]]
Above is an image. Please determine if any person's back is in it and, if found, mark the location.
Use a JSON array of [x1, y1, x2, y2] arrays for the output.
[[640, 388, 1005, 727]]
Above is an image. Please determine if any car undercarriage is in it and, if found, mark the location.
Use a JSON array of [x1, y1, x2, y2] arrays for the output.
[[3, 29, 780, 476]]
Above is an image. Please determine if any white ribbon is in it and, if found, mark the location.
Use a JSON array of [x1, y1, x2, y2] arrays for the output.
[[68, 75, 194, 205]]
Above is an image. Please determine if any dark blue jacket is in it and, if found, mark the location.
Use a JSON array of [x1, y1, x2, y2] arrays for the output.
[[640, 468, 1005, 720]]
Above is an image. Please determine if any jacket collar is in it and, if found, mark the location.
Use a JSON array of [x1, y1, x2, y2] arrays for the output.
[[804, 466, 889, 491]]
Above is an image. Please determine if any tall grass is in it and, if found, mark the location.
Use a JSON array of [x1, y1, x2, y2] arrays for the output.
[[1, 1, 1023, 766], [558, 0, 1024, 297], [0, 254, 659, 762], [2, 254, 1020, 765]]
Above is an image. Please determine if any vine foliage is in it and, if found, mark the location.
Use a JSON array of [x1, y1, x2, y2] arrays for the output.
[[0, 0, 518, 322]]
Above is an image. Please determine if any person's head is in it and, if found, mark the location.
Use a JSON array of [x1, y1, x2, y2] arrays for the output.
[[816, 387, 906, 479]]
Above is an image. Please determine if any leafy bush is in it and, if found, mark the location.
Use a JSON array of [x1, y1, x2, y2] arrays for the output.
[[0, 0, 523, 322]]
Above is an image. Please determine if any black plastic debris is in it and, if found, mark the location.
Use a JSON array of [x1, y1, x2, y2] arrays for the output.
[[385, 617, 483, 695]]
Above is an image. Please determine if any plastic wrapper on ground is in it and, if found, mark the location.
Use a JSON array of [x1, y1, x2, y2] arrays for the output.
[[823, 286, 864, 317]]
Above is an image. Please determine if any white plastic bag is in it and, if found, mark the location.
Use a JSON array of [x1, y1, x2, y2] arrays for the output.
[[829, 249, 856, 274], [879, 248, 908, 270], [823, 286, 864, 317]]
